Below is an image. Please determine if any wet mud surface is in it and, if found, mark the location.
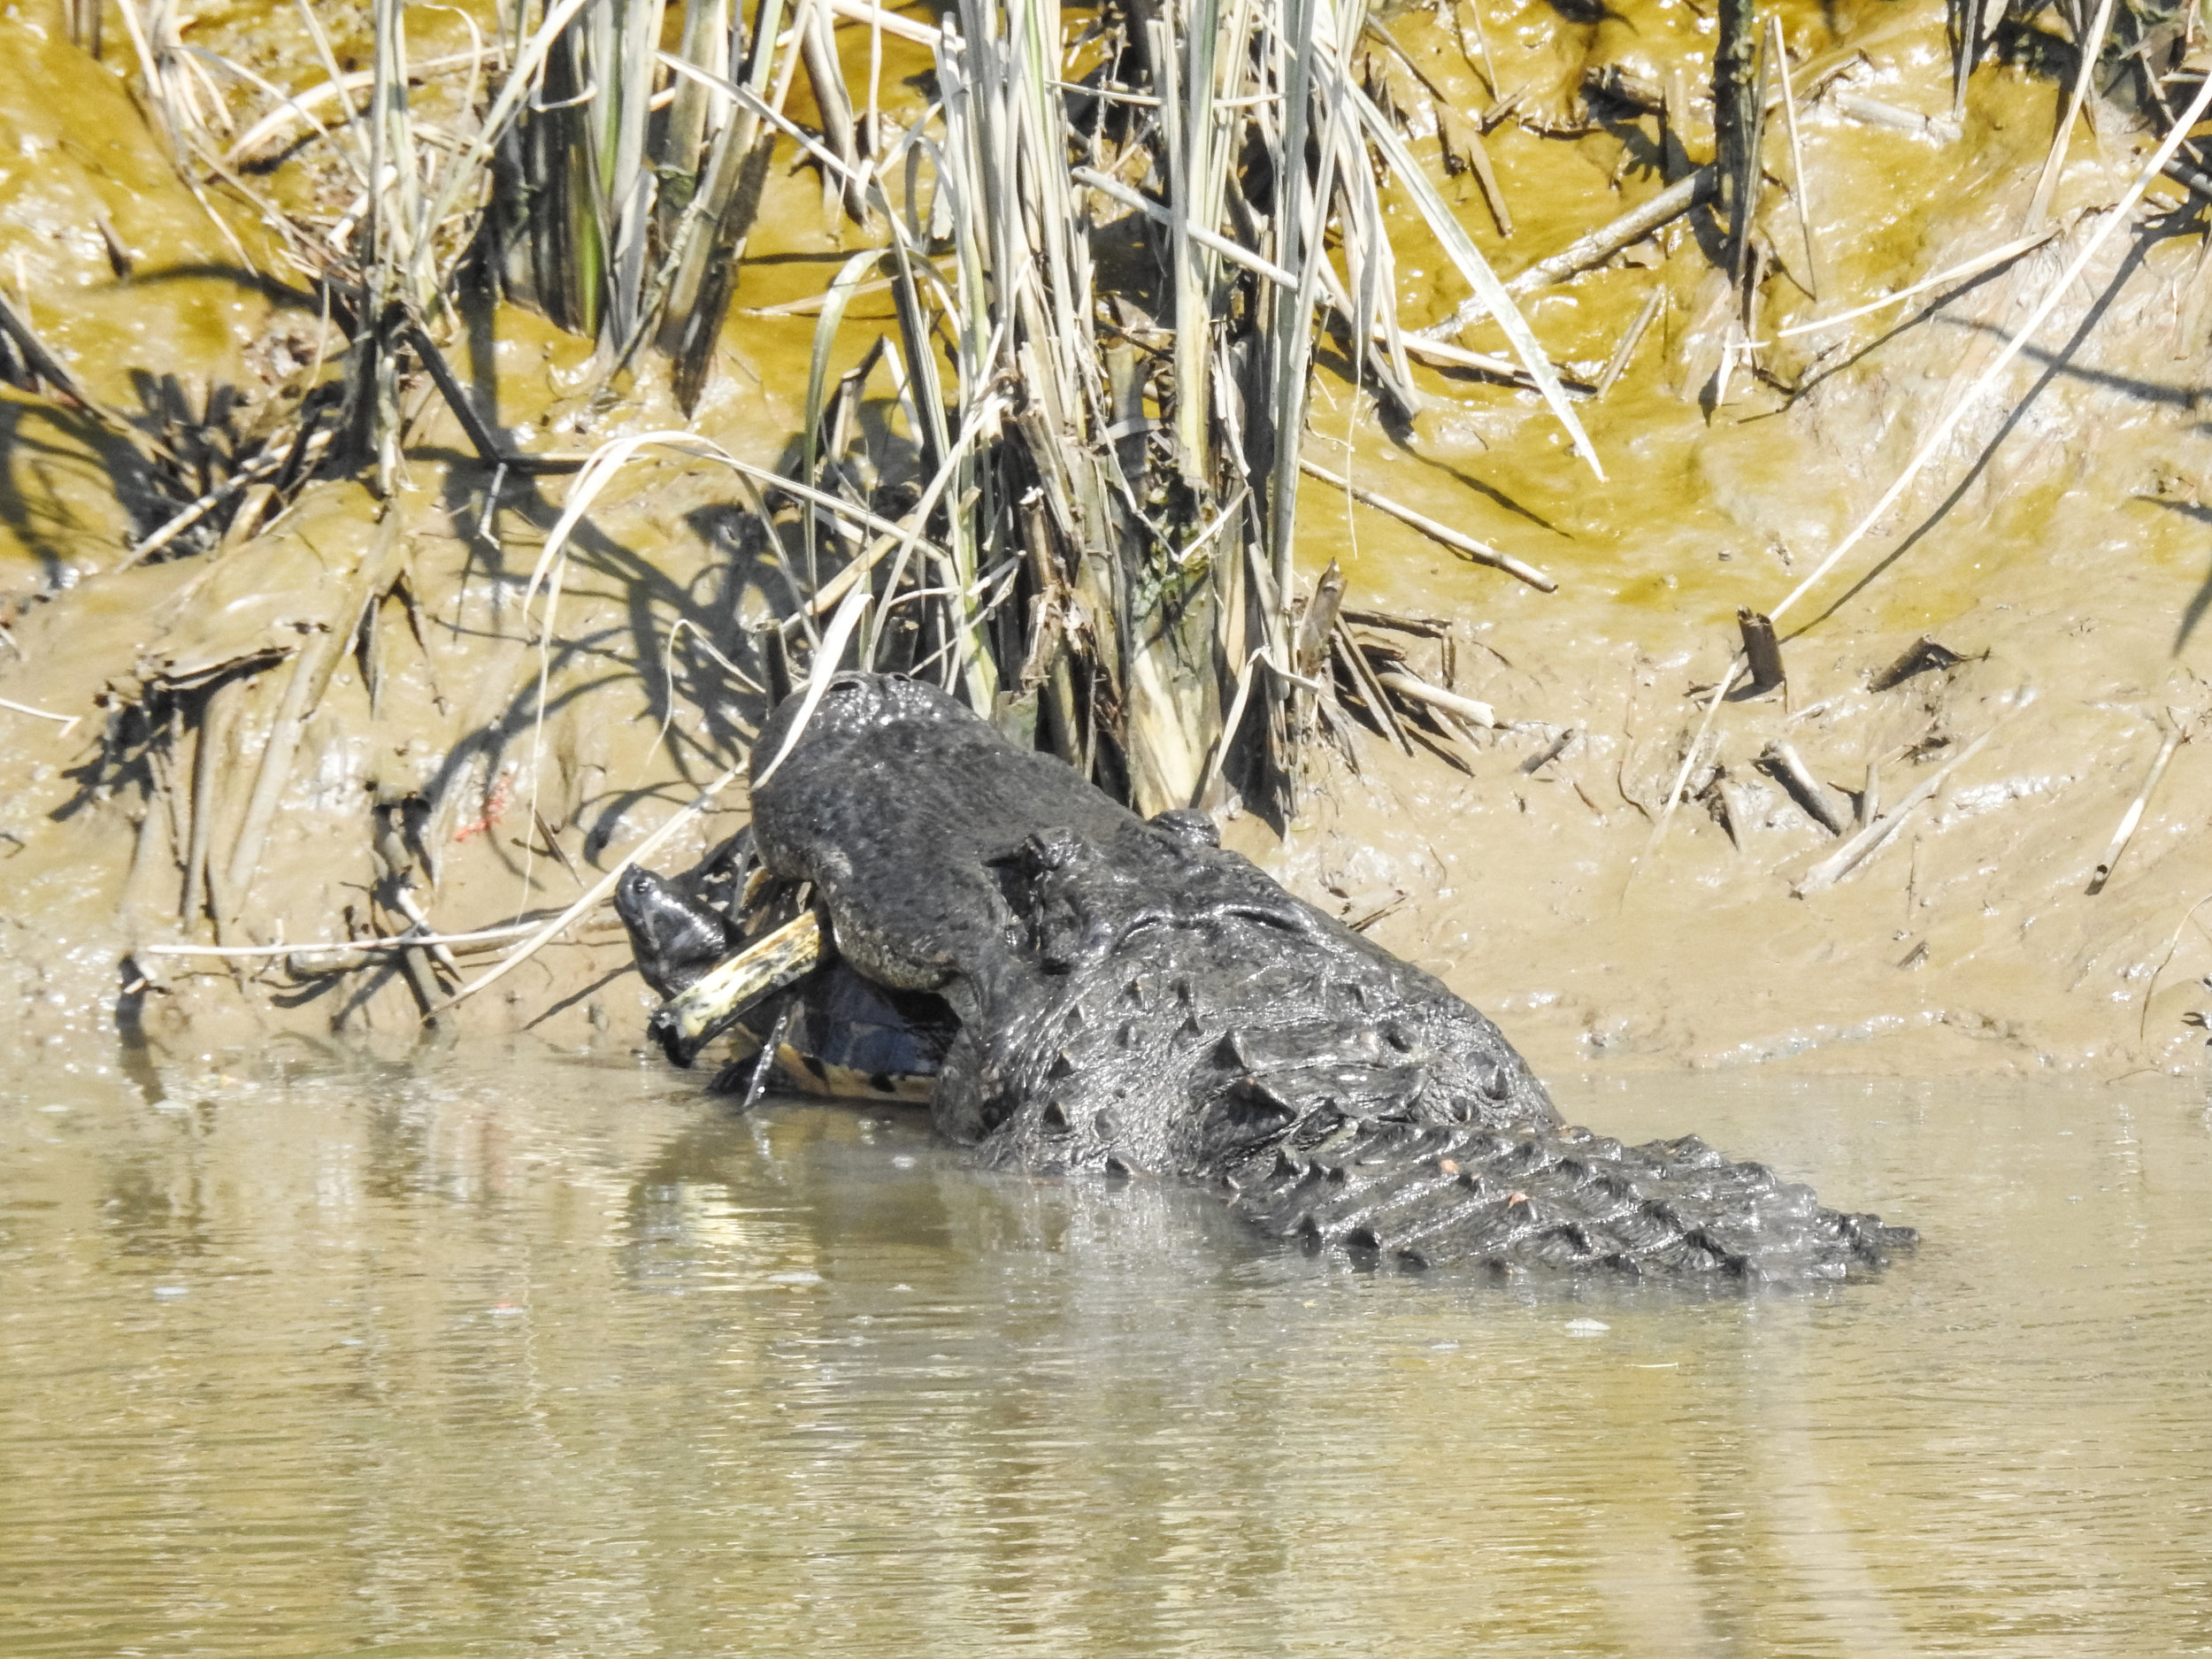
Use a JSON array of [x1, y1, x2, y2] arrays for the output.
[[7, 0, 2212, 1083]]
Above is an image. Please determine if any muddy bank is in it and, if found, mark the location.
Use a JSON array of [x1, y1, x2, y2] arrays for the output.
[[5, 0, 2212, 1082]]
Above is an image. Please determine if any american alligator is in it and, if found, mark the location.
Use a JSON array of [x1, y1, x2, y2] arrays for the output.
[[618, 672, 1914, 1281]]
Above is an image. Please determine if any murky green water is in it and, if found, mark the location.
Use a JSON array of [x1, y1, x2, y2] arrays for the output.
[[3, 1050, 2208, 1656]]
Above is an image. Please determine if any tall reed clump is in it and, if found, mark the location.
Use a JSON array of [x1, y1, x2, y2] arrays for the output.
[[111, 0, 1598, 818], [484, 0, 1595, 818]]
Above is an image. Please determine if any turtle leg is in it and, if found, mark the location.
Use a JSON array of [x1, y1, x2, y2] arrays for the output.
[[707, 995, 801, 1109]]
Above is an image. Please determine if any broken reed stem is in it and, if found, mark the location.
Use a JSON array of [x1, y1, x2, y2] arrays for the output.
[[135, 919, 607, 958], [1770, 13, 1820, 301], [435, 759, 748, 1014], [1594, 288, 1663, 396], [1376, 669, 1497, 728], [2027, 0, 2118, 228], [1298, 457, 1555, 590], [1774, 230, 2057, 338], [1794, 700, 2024, 895], [1770, 66, 2212, 627], [2138, 889, 2212, 1044], [115, 444, 295, 572], [1640, 658, 1742, 865], [2088, 725, 2186, 894], [1499, 169, 1711, 301], [1759, 737, 1846, 834], [1071, 166, 1298, 285], [0, 695, 81, 732]]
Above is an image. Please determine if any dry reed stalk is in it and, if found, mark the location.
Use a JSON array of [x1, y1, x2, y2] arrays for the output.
[[1491, 170, 1712, 301], [1794, 702, 2023, 895], [1298, 457, 1555, 591], [1770, 66, 2212, 627], [2137, 891, 2212, 1045], [1770, 14, 1820, 300], [439, 760, 748, 1012], [1594, 288, 1663, 396], [1757, 739, 1845, 835], [1774, 230, 2057, 338], [2088, 726, 2187, 895], [0, 696, 80, 732], [1375, 670, 1496, 729], [2026, 0, 2118, 227]]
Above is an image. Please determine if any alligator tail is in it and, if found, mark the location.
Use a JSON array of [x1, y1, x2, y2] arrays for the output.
[[1220, 1118, 1916, 1282]]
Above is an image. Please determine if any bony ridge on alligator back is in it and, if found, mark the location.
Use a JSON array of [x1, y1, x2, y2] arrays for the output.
[[617, 671, 1916, 1282]]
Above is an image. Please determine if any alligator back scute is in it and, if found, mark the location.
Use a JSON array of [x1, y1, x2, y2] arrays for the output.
[[1220, 1118, 1913, 1281]]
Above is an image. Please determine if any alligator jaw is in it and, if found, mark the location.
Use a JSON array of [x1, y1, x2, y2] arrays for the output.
[[648, 910, 825, 1067]]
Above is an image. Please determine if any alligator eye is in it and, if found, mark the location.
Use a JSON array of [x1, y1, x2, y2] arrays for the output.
[[1478, 1063, 1511, 1102]]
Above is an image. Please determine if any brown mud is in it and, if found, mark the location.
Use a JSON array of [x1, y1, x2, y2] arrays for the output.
[[7, 0, 2212, 1083]]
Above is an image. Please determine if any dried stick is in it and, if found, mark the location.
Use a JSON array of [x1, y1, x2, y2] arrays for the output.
[[1298, 457, 1555, 590], [434, 761, 746, 1014], [1768, 68, 2212, 626], [1333, 625, 1414, 755], [1376, 669, 1497, 728], [1594, 288, 1663, 396], [1794, 702, 2024, 895], [2087, 726, 2186, 894], [138, 920, 570, 958], [2027, 0, 2118, 227], [1773, 230, 2056, 338], [1640, 659, 1743, 866], [1758, 738, 1846, 834], [1770, 15, 1821, 300], [2138, 891, 2212, 1045], [1493, 170, 1714, 301], [0, 695, 78, 733]]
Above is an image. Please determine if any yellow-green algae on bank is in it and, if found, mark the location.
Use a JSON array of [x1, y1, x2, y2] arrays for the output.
[[5, 0, 2212, 1079]]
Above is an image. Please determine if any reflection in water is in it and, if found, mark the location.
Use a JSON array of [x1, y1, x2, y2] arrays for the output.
[[2, 1054, 2208, 1656]]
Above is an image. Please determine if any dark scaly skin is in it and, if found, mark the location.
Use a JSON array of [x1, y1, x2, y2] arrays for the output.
[[719, 673, 1915, 1281], [615, 827, 956, 1096]]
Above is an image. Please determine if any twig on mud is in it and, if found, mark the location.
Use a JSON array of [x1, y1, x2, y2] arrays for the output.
[[0, 695, 80, 734], [1333, 624, 1414, 755], [1770, 15, 1820, 301], [1772, 230, 2059, 338], [1794, 699, 2025, 895], [1519, 727, 1573, 773], [116, 442, 296, 572], [1503, 171, 1713, 302], [2027, 0, 2118, 228], [1640, 659, 1743, 865], [2139, 891, 2212, 1045], [134, 919, 596, 959], [1375, 669, 1497, 729], [404, 322, 590, 474], [434, 760, 748, 1016], [1770, 69, 2212, 626], [1298, 457, 1555, 591], [2088, 725, 2187, 895], [1594, 288, 1663, 397], [1758, 738, 1847, 834]]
